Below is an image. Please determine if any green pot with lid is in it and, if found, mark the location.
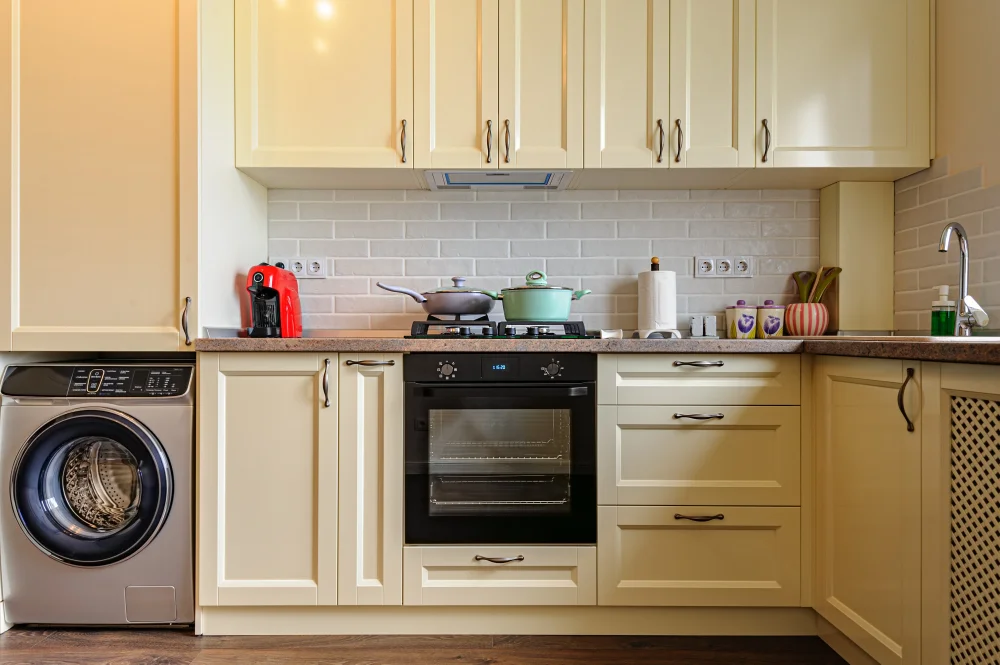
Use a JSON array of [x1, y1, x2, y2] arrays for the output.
[[500, 270, 591, 322]]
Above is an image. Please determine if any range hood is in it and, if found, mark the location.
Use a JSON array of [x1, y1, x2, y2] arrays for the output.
[[425, 170, 573, 190]]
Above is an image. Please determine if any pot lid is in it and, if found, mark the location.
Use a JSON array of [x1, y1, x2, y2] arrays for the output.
[[430, 277, 496, 295], [759, 299, 786, 310], [503, 270, 574, 291], [726, 299, 754, 309]]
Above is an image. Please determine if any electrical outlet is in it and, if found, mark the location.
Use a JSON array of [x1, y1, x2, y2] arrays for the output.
[[734, 256, 753, 277], [288, 258, 306, 277], [269, 257, 289, 271], [305, 257, 327, 278], [715, 258, 733, 276], [695, 256, 753, 278], [696, 257, 715, 276]]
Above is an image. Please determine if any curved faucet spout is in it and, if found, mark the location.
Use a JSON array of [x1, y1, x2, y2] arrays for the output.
[[938, 222, 972, 335]]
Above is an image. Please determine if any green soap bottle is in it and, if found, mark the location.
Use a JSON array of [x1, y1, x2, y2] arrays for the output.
[[931, 285, 957, 336]]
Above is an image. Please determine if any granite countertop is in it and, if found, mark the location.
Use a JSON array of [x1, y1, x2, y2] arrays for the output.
[[802, 337, 1000, 365]]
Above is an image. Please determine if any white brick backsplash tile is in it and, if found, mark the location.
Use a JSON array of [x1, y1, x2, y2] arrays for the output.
[[297, 277, 369, 295], [917, 263, 958, 290], [894, 246, 946, 272], [676, 278, 724, 295], [406, 258, 475, 276], [984, 208, 1000, 235], [547, 258, 616, 276], [919, 213, 981, 247], [371, 202, 439, 220], [300, 202, 369, 220], [581, 239, 651, 257], [547, 221, 616, 238], [618, 221, 687, 238], [985, 258, 1000, 284], [651, 239, 725, 256], [618, 257, 690, 276], [475, 258, 542, 277], [894, 271, 919, 292], [269, 189, 333, 202], [407, 222, 475, 238], [441, 240, 509, 258], [300, 296, 334, 313], [895, 200, 946, 230], [895, 288, 936, 313], [918, 167, 982, 204], [724, 202, 796, 219], [478, 190, 546, 201], [894, 311, 920, 330], [511, 240, 580, 257], [335, 190, 405, 201], [477, 221, 545, 239], [301, 239, 369, 257], [581, 201, 651, 219], [756, 257, 820, 275], [334, 258, 403, 276], [948, 185, 1000, 219], [406, 190, 476, 201], [548, 190, 618, 201], [761, 220, 819, 238], [371, 239, 439, 257], [585, 314, 637, 330], [511, 202, 581, 220], [267, 202, 297, 220], [686, 295, 736, 314], [796, 239, 819, 256], [269, 221, 334, 239], [689, 221, 759, 238], [724, 239, 795, 256], [652, 201, 724, 219], [571, 294, 616, 313], [370, 314, 424, 329], [616, 295, 638, 313], [336, 295, 404, 313], [894, 188, 919, 212], [370, 277, 441, 293], [724, 275, 794, 294], [690, 190, 759, 201], [441, 202, 510, 220], [302, 313, 371, 329], [336, 221, 404, 239], [761, 189, 819, 200], [581, 276, 638, 295], [619, 190, 690, 200], [894, 156, 948, 193], [268, 239, 298, 256], [795, 201, 819, 219]]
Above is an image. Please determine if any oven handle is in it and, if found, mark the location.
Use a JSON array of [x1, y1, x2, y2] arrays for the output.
[[415, 384, 590, 398]]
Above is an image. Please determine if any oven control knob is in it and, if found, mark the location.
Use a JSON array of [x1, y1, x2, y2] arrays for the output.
[[542, 361, 562, 378], [438, 362, 456, 378]]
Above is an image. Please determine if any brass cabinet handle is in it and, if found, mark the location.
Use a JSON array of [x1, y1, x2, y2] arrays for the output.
[[486, 119, 493, 164], [673, 413, 725, 421], [504, 119, 511, 163], [322, 358, 331, 408], [656, 119, 665, 163], [674, 514, 725, 523], [761, 119, 771, 163], [674, 119, 683, 163], [672, 360, 724, 368], [400, 119, 407, 163], [181, 296, 192, 346], [345, 359, 395, 367], [898, 367, 915, 432], [475, 555, 524, 564]]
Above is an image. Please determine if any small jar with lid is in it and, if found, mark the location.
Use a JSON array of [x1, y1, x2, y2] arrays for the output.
[[756, 300, 786, 338], [725, 300, 757, 339]]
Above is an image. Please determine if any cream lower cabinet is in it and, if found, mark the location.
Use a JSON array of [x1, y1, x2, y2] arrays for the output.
[[814, 356, 922, 665]]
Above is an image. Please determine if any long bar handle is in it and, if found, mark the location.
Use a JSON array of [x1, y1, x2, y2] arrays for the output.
[[674, 514, 725, 523], [672, 360, 725, 368], [401, 119, 407, 163], [504, 119, 511, 163], [675, 119, 683, 163], [673, 413, 725, 421], [898, 367, 915, 432], [486, 119, 493, 164], [322, 358, 331, 408], [345, 359, 396, 367], [656, 119, 665, 163], [475, 555, 524, 564], [762, 119, 771, 163], [181, 296, 192, 346]]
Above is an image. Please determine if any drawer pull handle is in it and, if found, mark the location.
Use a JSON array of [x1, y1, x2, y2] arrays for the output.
[[322, 358, 331, 408], [897, 367, 915, 433], [673, 360, 725, 368], [345, 359, 395, 367], [475, 555, 524, 564], [673, 413, 725, 421], [674, 513, 725, 523]]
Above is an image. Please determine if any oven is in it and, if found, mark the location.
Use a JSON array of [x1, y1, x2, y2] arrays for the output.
[[404, 353, 596, 544]]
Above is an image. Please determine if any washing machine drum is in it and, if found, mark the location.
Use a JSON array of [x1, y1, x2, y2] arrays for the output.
[[11, 408, 173, 566]]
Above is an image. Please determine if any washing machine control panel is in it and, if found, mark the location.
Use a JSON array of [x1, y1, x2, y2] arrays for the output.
[[66, 367, 192, 397]]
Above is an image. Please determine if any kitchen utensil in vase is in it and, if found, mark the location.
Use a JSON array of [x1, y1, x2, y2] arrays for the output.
[[377, 277, 499, 316], [786, 303, 830, 336], [500, 271, 591, 322]]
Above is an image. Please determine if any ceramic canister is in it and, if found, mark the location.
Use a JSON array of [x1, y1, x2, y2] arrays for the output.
[[756, 299, 786, 338], [725, 299, 757, 339]]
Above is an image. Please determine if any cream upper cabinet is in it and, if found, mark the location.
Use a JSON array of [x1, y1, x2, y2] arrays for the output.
[[584, 0, 669, 168], [235, 0, 413, 168], [498, 0, 584, 169], [814, 356, 921, 665], [198, 354, 338, 606], [0, 0, 197, 352], [414, 0, 498, 169], [669, 0, 755, 168], [756, 0, 930, 167], [338, 354, 404, 606]]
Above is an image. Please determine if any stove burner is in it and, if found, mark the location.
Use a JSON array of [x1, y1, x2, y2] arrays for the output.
[[408, 319, 592, 339]]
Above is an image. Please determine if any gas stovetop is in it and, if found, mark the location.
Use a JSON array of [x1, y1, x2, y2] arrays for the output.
[[407, 319, 594, 339]]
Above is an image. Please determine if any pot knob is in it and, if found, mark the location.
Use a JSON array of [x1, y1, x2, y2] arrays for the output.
[[541, 360, 563, 378]]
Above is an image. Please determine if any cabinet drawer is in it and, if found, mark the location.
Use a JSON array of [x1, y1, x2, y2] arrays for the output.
[[403, 546, 596, 606], [598, 354, 800, 406], [598, 506, 800, 607], [598, 406, 800, 506]]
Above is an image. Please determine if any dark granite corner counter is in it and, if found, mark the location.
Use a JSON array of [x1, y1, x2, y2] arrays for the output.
[[803, 337, 1000, 365]]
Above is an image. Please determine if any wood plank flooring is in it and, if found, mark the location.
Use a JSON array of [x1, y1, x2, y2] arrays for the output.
[[0, 629, 849, 664]]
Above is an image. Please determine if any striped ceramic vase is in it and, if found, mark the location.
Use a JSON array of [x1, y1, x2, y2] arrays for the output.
[[786, 303, 830, 336]]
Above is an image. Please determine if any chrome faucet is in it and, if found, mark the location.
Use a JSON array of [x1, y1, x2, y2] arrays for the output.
[[938, 222, 990, 336]]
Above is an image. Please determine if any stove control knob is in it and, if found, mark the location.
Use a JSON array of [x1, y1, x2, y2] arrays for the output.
[[437, 361, 457, 379], [505, 327, 517, 337], [526, 326, 539, 337], [458, 326, 472, 337], [542, 361, 563, 378]]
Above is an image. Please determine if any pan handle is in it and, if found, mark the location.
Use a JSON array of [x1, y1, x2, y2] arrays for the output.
[[376, 282, 428, 303]]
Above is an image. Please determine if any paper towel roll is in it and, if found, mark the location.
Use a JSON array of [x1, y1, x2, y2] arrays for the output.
[[638, 270, 677, 336]]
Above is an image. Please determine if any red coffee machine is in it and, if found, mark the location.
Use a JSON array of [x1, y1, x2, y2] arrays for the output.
[[246, 263, 302, 338]]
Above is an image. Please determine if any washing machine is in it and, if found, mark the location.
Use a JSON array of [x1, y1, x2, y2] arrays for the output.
[[0, 362, 194, 625]]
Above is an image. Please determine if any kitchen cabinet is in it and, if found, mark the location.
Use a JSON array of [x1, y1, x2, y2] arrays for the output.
[[235, 0, 413, 168], [813, 356, 921, 665], [0, 0, 197, 351], [338, 354, 404, 605], [198, 353, 338, 606], [756, 0, 930, 167]]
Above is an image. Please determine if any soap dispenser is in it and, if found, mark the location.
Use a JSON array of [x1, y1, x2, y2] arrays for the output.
[[931, 285, 957, 336]]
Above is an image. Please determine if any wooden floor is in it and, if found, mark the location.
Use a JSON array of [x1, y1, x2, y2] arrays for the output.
[[0, 629, 849, 664]]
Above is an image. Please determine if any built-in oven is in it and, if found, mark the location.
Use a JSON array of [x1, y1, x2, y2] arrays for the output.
[[404, 353, 596, 544]]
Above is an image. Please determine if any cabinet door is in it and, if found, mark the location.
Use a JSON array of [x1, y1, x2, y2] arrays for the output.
[[414, 0, 499, 168], [0, 0, 197, 351], [814, 356, 921, 665], [235, 0, 413, 168], [198, 354, 338, 606], [498, 0, 583, 168], [669, 0, 754, 168], [756, 0, 930, 167], [338, 354, 404, 605], [583, 0, 669, 168]]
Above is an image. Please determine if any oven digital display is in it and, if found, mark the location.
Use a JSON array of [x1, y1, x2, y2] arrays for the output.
[[482, 357, 518, 378]]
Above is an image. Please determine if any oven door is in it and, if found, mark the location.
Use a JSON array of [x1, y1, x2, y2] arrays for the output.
[[405, 382, 596, 544]]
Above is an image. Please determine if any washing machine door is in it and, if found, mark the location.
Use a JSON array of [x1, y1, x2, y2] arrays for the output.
[[10, 408, 173, 566]]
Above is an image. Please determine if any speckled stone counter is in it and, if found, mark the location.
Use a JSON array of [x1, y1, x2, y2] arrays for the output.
[[803, 338, 1000, 365]]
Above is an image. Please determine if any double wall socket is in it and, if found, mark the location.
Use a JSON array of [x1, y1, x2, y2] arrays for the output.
[[695, 256, 753, 278], [268, 257, 327, 279]]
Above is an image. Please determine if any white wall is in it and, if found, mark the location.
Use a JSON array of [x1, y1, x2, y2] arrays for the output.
[[267, 189, 820, 331]]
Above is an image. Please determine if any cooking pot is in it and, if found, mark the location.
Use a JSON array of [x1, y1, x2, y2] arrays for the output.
[[377, 277, 499, 316], [500, 270, 591, 321]]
